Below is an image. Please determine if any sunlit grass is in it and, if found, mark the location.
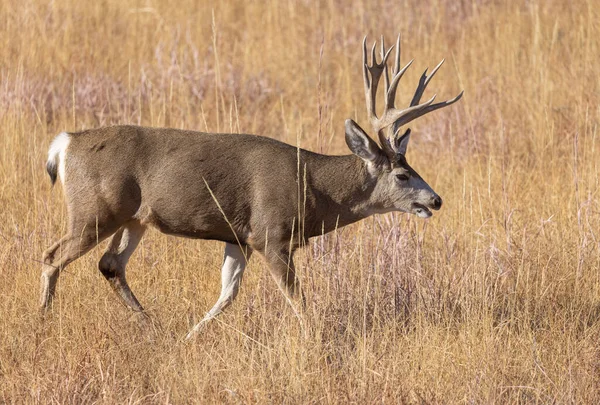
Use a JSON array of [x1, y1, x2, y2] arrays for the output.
[[1, 0, 599, 403]]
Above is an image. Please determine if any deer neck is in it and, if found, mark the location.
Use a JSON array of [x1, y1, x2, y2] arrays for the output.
[[305, 153, 378, 236]]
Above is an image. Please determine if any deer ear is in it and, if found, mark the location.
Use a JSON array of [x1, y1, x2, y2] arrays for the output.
[[345, 119, 382, 163], [395, 128, 411, 155]]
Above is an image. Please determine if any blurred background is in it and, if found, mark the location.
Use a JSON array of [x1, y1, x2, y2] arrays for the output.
[[1, 0, 599, 403]]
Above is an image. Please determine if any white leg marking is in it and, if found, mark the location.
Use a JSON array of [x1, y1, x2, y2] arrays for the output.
[[115, 223, 146, 264], [186, 243, 251, 339]]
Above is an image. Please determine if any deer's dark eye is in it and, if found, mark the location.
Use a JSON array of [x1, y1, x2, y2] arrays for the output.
[[396, 174, 409, 182]]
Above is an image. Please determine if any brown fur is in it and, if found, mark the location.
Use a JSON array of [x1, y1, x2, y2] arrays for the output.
[[40, 123, 447, 335], [42, 123, 438, 321], [63, 125, 374, 247]]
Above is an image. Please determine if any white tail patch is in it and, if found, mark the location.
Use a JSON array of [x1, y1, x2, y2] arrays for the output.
[[47, 132, 70, 186]]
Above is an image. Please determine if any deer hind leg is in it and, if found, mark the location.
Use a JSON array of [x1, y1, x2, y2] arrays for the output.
[[98, 220, 146, 313], [186, 243, 252, 340], [40, 225, 116, 311]]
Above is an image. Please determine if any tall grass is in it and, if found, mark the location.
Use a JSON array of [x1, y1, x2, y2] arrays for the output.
[[1, 0, 599, 402]]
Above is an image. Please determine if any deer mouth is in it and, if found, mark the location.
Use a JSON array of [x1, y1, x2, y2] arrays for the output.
[[412, 203, 432, 218]]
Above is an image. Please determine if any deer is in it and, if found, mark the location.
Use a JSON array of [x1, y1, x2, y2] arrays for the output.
[[40, 35, 462, 339]]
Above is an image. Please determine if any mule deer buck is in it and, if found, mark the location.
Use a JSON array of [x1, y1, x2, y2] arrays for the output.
[[41, 35, 462, 339]]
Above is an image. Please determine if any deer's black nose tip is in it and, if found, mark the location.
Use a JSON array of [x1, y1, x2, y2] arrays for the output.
[[432, 196, 442, 210]]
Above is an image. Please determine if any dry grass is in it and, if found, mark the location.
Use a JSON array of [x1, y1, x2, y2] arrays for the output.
[[1, 0, 600, 403]]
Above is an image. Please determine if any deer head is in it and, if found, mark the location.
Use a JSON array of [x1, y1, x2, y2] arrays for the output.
[[345, 35, 463, 218]]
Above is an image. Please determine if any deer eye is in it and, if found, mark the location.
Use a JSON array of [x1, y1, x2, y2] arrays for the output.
[[396, 173, 409, 182]]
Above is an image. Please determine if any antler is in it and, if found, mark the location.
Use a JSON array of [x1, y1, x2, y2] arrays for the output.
[[362, 35, 463, 155]]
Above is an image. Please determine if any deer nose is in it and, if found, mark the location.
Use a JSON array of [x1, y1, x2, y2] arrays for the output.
[[432, 195, 443, 210]]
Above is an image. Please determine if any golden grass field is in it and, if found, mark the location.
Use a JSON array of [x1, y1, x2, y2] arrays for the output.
[[1, 0, 599, 403]]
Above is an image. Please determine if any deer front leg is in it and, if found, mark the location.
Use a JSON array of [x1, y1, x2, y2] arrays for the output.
[[264, 246, 306, 318], [186, 243, 252, 340]]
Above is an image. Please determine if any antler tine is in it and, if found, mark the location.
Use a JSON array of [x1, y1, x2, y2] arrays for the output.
[[391, 90, 464, 136], [382, 36, 390, 97], [379, 36, 396, 95], [410, 59, 445, 107], [385, 35, 413, 110], [385, 59, 413, 109], [381, 43, 394, 68], [371, 41, 377, 66], [362, 37, 372, 117], [393, 34, 401, 75], [362, 37, 378, 124]]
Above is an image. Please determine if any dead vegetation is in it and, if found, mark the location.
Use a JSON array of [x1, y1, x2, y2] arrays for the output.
[[1, 0, 599, 403]]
